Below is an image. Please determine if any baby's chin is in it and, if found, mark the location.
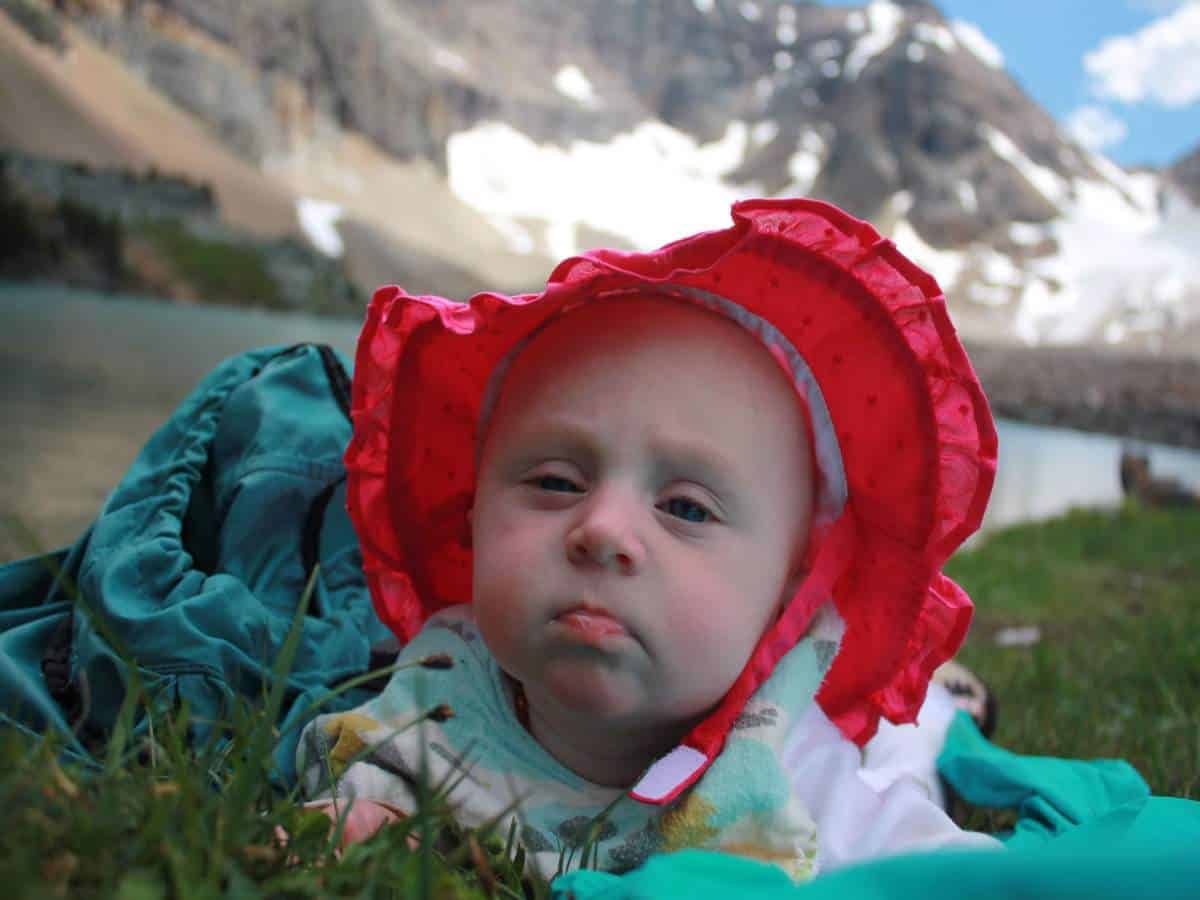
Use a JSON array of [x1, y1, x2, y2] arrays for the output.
[[534, 655, 655, 723]]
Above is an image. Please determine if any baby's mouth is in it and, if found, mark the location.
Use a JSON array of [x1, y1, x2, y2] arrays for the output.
[[552, 606, 630, 640]]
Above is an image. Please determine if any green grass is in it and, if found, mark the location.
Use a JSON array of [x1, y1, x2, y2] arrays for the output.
[[130, 221, 286, 310], [0, 570, 548, 899], [946, 503, 1200, 802], [0, 710, 540, 899], [1, 502, 1197, 896]]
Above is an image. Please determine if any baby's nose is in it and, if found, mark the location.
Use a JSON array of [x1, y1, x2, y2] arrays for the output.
[[565, 489, 644, 574]]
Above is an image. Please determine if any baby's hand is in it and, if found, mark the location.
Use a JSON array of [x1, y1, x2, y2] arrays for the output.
[[315, 798, 408, 848], [275, 799, 409, 861]]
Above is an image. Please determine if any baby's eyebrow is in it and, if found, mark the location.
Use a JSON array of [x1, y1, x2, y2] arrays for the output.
[[647, 435, 740, 498], [512, 418, 598, 461]]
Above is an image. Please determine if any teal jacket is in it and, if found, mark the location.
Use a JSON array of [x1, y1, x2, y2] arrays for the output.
[[0, 344, 393, 784]]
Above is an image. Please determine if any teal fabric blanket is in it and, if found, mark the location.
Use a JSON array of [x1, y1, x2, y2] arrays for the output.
[[553, 712, 1200, 898], [0, 344, 394, 784]]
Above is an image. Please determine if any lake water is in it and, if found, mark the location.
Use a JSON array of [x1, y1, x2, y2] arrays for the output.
[[3, 282, 1200, 562]]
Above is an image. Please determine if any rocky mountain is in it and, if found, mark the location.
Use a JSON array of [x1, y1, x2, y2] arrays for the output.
[[1168, 144, 1200, 207], [3, 0, 1198, 353]]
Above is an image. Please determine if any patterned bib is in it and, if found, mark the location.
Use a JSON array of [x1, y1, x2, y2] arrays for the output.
[[297, 606, 838, 879]]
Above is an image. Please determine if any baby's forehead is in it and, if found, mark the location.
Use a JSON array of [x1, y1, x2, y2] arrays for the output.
[[513, 294, 789, 384], [484, 293, 811, 452]]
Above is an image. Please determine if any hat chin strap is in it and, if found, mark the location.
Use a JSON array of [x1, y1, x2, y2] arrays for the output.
[[629, 510, 858, 804]]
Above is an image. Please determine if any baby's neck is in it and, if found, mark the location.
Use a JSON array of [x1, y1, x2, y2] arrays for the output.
[[516, 679, 692, 788]]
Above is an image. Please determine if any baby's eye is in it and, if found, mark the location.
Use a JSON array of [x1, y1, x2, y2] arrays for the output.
[[533, 475, 582, 493], [659, 496, 713, 523]]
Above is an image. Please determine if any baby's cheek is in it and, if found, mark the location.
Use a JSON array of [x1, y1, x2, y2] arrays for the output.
[[665, 608, 749, 682], [666, 618, 715, 656], [473, 558, 542, 673]]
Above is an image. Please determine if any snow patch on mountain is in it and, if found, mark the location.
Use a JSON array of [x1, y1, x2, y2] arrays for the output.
[[966, 248, 1024, 307], [786, 129, 826, 195], [431, 46, 470, 76], [980, 124, 1070, 207], [1085, 150, 1159, 213], [297, 198, 344, 257], [1009, 222, 1049, 246], [1015, 175, 1200, 346], [446, 120, 762, 259], [554, 65, 598, 107], [844, 1, 904, 80], [906, 20, 1003, 69], [892, 221, 967, 294], [752, 120, 779, 146], [955, 180, 978, 214], [888, 191, 967, 291], [912, 22, 955, 54], [883, 149, 1198, 348], [738, 1, 762, 23], [950, 20, 1004, 69]]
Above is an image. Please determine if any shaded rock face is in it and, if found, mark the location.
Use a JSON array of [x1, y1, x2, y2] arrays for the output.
[[1, 150, 216, 224], [966, 341, 1200, 450], [0, 149, 360, 313], [1168, 144, 1200, 207], [857, 42, 1063, 241], [61, 0, 1092, 245]]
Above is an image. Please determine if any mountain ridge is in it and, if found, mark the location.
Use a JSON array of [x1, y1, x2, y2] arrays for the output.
[[3, 0, 1198, 353]]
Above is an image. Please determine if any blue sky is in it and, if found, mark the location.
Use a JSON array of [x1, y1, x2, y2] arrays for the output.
[[819, 0, 1200, 168]]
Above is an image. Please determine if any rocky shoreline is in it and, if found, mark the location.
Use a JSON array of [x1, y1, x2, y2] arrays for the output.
[[965, 342, 1200, 451]]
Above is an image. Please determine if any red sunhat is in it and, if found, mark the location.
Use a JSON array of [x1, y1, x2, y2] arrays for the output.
[[345, 197, 997, 803]]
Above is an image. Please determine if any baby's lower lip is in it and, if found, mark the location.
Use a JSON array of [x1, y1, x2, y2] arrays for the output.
[[553, 610, 630, 639]]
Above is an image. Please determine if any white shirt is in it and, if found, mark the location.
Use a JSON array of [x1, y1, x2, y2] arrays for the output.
[[783, 683, 1002, 874]]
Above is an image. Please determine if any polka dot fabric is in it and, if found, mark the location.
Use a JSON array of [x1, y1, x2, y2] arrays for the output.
[[344, 197, 997, 766]]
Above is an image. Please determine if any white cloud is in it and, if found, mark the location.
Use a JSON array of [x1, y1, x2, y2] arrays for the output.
[[1084, 1, 1200, 107], [1065, 105, 1129, 150]]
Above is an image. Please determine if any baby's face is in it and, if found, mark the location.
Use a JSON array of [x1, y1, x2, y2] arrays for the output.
[[471, 296, 813, 742]]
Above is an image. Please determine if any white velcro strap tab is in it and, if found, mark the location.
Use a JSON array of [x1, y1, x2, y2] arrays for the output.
[[629, 745, 708, 803]]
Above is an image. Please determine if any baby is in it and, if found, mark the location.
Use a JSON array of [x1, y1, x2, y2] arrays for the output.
[[297, 198, 1000, 878]]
